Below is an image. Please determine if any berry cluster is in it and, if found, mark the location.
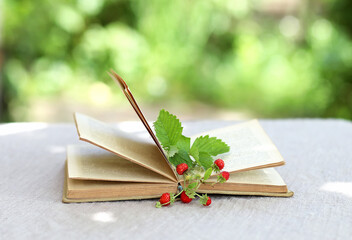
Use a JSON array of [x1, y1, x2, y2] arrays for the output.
[[156, 159, 229, 207]]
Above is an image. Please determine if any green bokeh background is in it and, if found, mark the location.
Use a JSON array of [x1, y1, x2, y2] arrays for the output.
[[1, 0, 351, 122]]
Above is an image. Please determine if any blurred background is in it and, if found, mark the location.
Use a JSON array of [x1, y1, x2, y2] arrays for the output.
[[1, 0, 351, 123]]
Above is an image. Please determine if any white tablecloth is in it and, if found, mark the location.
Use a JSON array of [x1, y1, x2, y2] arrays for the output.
[[1, 119, 352, 239]]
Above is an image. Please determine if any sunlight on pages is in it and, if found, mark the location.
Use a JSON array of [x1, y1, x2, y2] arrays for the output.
[[92, 212, 116, 223], [116, 121, 152, 140], [0, 123, 48, 136], [116, 121, 145, 133], [320, 182, 352, 198]]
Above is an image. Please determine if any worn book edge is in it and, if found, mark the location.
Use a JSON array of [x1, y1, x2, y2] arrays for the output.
[[62, 162, 177, 203], [63, 162, 294, 203]]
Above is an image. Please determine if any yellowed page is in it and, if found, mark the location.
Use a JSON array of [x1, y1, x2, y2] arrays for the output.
[[74, 112, 177, 182], [66, 165, 178, 200], [67, 145, 175, 183], [63, 163, 292, 203], [192, 120, 285, 174], [199, 168, 288, 193], [66, 178, 177, 200]]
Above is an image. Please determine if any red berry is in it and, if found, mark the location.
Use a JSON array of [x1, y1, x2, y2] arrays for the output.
[[221, 171, 230, 181], [203, 197, 212, 206], [180, 191, 192, 203], [159, 193, 170, 206], [176, 163, 188, 175], [214, 159, 224, 170]]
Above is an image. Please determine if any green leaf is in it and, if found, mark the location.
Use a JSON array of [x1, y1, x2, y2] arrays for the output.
[[194, 174, 201, 180], [187, 182, 198, 189], [155, 202, 162, 208], [198, 152, 214, 169], [191, 135, 230, 156], [189, 147, 198, 160], [153, 109, 183, 149], [167, 145, 178, 158], [185, 189, 196, 199], [177, 135, 191, 152], [168, 149, 193, 166], [189, 146, 200, 165], [203, 168, 213, 181]]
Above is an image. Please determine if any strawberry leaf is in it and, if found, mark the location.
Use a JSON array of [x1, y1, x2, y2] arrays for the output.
[[168, 149, 193, 166], [191, 135, 230, 157], [167, 145, 178, 158], [177, 135, 191, 152], [185, 189, 196, 198], [187, 182, 198, 189], [203, 168, 213, 181], [198, 152, 214, 169], [153, 109, 183, 149]]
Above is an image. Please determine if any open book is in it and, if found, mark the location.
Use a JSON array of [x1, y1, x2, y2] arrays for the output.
[[62, 70, 293, 203]]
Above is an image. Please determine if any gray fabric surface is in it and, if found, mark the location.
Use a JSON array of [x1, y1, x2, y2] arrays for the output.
[[1, 119, 352, 239]]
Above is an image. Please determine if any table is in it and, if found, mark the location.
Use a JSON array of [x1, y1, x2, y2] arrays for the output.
[[1, 119, 352, 239]]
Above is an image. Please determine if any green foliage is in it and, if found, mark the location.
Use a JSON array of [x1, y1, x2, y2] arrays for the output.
[[153, 109, 183, 149], [190, 135, 230, 157], [203, 168, 213, 181], [197, 152, 214, 170], [176, 136, 191, 153], [187, 182, 198, 189], [185, 189, 196, 199], [189, 135, 229, 169], [168, 150, 193, 167], [2, 0, 352, 121], [154, 109, 229, 170], [199, 194, 209, 205]]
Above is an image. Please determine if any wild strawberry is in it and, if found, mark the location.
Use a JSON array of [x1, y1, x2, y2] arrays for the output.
[[176, 163, 188, 175], [180, 191, 192, 203], [214, 159, 224, 170], [203, 196, 211, 206], [159, 193, 171, 206], [217, 171, 230, 183], [221, 171, 230, 181]]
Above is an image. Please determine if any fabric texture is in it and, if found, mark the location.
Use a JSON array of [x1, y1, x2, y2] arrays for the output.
[[1, 119, 352, 239]]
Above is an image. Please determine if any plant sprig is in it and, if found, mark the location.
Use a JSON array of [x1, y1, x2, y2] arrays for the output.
[[156, 162, 229, 207], [153, 109, 231, 207], [154, 109, 230, 170]]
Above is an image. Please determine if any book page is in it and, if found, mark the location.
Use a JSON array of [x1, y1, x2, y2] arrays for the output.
[[191, 120, 285, 174], [207, 168, 286, 185], [66, 178, 177, 200], [198, 168, 288, 193], [64, 161, 178, 200], [67, 145, 175, 183], [74, 112, 177, 182], [108, 70, 171, 169]]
